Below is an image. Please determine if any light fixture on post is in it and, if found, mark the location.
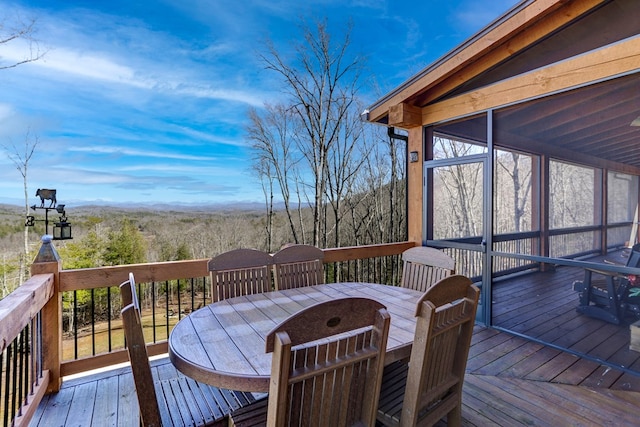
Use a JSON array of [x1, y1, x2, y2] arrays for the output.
[[53, 204, 72, 240], [53, 220, 72, 240]]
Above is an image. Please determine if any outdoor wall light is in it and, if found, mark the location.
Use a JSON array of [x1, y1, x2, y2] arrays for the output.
[[409, 151, 419, 163]]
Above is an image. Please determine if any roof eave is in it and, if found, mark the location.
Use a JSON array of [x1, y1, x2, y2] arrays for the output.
[[366, 0, 587, 125]]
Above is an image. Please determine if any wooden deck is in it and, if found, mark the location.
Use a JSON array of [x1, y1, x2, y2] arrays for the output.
[[492, 256, 640, 385], [30, 325, 640, 427], [28, 259, 640, 426]]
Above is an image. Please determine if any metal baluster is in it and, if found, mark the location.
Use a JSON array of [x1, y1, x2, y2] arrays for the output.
[[177, 279, 182, 319], [73, 290, 79, 359], [11, 335, 18, 422], [152, 281, 157, 342], [107, 287, 112, 352], [3, 343, 12, 427], [165, 280, 170, 339], [91, 288, 96, 355]]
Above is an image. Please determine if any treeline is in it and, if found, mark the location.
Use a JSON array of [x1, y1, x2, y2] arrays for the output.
[[0, 191, 406, 297]]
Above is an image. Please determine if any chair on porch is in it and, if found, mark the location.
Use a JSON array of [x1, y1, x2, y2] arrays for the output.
[[208, 248, 275, 302], [228, 297, 391, 427], [376, 275, 479, 427], [120, 273, 257, 426], [272, 244, 324, 290], [401, 246, 456, 292], [573, 243, 640, 324]]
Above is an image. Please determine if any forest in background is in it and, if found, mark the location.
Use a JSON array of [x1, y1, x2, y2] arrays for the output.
[[0, 172, 406, 297]]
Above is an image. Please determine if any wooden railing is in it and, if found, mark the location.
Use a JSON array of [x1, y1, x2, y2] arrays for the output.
[[0, 240, 416, 426], [0, 235, 61, 427]]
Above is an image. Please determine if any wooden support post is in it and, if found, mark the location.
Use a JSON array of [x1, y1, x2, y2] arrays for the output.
[[407, 126, 424, 243], [30, 235, 63, 393]]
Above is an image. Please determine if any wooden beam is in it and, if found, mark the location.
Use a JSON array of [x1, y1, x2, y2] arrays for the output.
[[368, 0, 604, 123], [421, 36, 640, 125], [389, 103, 422, 128]]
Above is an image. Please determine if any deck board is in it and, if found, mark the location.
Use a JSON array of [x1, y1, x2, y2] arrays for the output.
[[493, 260, 640, 381], [30, 326, 640, 427]]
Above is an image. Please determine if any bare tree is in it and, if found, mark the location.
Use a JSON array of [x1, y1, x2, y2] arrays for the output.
[[324, 103, 367, 248], [1, 13, 45, 70], [2, 129, 39, 285], [253, 156, 276, 252], [247, 104, 303, 246], [496, 151, 532, 233], [260, 19, 364, 247]]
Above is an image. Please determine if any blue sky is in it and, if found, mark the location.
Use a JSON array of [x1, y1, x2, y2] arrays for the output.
[[0, 0, 518, 207]]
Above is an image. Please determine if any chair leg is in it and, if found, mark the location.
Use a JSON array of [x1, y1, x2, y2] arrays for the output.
[[447, 406, 462, 427]]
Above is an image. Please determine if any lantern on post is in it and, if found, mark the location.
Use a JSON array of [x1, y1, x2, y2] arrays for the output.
[[52, 204, 72, 240]]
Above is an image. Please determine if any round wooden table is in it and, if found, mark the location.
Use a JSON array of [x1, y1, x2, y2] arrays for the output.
[[168, 282, 421, 392]]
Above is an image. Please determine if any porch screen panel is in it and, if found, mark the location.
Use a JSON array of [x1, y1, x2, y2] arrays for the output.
[[493, 149, 538, 275], [431, 135, 485, 240], [607, 171, 639, 247], [494, 150, 534, 234], [549, 160, 600, 256]]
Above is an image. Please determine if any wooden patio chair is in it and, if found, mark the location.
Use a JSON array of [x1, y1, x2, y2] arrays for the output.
[[228, 297, 391, 427], [401, 246, 455, 292], [376, 275, 479, 427], [208, 248, 275, 302], [120, 273, 257, 426], [272, 244, 324, 290], [573, 243, 640, 324]]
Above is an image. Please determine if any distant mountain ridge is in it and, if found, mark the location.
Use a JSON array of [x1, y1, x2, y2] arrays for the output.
[[0, 200, 285, 214]]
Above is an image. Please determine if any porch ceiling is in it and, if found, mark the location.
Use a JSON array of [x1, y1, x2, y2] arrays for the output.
[[494, 73, 640, 171], [431, 72, 640, 173]]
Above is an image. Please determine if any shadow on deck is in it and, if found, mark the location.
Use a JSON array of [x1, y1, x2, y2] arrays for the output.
[[30, 326, 640, 427]]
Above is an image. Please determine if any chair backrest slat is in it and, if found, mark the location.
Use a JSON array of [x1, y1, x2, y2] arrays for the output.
[[401, 246, 455, 292], [265, 297, 390, 427], [208, 248, 274, 302], [272, 244, 324, 290], [400, 275, 479, 427]]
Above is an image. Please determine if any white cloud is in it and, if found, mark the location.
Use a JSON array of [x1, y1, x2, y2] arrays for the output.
[[67, 145, 218, 162], [39, 47, 139, 85]]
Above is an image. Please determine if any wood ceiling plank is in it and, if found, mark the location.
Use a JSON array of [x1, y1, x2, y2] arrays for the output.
[[421, 36, 640, 126]]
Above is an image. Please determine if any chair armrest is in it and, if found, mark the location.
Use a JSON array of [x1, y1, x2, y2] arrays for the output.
[[583, 267, 625, 278]]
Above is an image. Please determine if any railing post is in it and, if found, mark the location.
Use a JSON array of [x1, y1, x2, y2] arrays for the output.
[[30, 235, 63, 392]]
